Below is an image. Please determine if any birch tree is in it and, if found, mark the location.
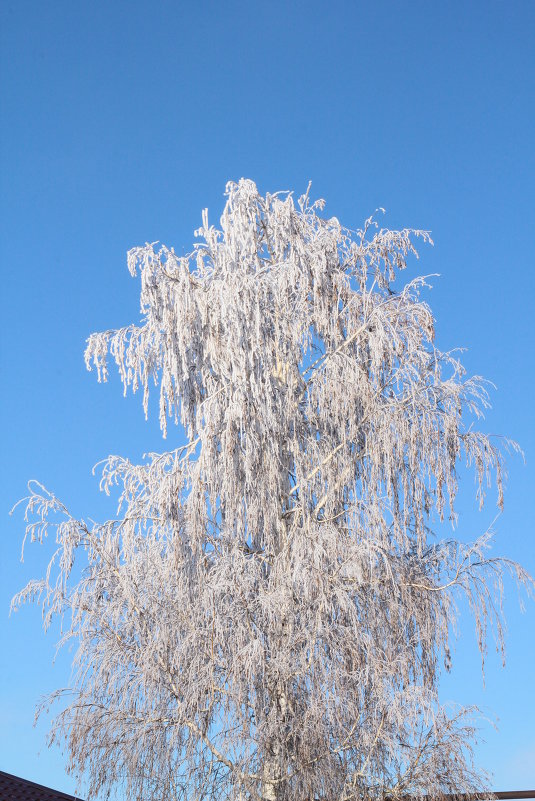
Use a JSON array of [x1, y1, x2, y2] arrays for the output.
[[13, 179, 532, 801]]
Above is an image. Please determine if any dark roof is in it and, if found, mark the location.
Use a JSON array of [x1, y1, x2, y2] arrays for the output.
[[0, 771, 84, 801]]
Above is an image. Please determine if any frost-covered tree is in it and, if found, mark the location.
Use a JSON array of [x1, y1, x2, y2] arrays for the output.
[[13, 180, 532, 801]]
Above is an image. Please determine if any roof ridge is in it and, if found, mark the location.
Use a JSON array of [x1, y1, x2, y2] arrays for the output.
[[0, 770, 85, 800]]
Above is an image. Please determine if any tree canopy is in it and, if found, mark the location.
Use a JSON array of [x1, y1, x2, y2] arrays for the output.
[[14, 180, 532, 801]]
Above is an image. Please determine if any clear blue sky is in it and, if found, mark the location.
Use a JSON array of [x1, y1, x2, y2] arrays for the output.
[[1, 1, 534, 796]]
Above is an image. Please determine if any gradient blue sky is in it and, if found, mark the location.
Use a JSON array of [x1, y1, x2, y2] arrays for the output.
[[1, 1, 534, 796]]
